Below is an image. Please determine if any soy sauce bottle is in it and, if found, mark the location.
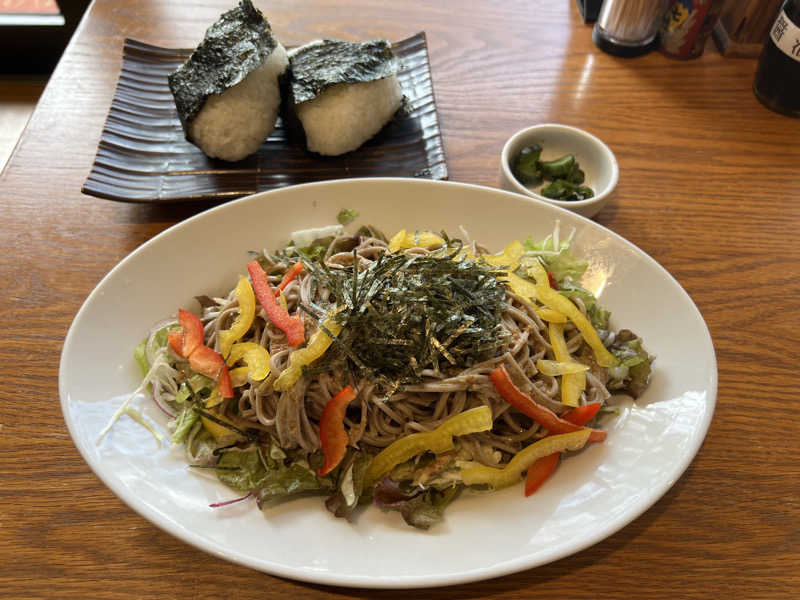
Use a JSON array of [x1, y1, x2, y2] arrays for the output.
[[753, 0, 800, 117]]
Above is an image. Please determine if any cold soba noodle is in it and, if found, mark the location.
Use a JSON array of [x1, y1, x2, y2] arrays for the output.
[[115, 223, 653, 529]]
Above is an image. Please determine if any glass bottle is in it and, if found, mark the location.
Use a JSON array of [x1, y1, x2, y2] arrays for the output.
[[753, 0, 800, 117]]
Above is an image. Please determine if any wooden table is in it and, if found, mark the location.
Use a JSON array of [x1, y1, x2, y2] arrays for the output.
[[2, 1, 798, 598]]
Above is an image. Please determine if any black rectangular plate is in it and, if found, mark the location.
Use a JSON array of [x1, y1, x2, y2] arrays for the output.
[[83, 32, 447, 203]]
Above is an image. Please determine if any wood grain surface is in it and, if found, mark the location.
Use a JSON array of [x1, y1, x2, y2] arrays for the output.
[[1, 1, 798, 598]]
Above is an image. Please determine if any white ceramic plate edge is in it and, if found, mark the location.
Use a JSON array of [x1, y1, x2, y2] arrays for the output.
[[59, 178, 717, 588]]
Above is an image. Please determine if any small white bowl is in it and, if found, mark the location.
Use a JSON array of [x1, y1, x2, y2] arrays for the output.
[[499, 124, 619, 218]]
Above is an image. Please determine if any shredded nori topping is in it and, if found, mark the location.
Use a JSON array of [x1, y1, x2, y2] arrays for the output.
[[168, 0, 279, 128], [304, 244, 508, 393], [288, 39, 399, 105]]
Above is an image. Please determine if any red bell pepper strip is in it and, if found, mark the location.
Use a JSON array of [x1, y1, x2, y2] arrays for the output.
[[562, 402, 602, 426], [247, 260, 305, 346], [168, 330, 183, 356], [523, 401, 603, 496], [170, 309, 232, 398], [169, 308, 204, 358], [547, 271, 558, 290], [489, 365, 606, 443], [276, 261, 305, 296], [188, 345, 233, 397], [524, 452, 560, 497], [317, 385, 356, 476]]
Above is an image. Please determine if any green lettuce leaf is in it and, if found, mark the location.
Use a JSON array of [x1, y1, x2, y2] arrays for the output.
[[325, 451, 373, 521], [171, 405, 200, 444], [187, 428, 217, 465], [174, 383, 192, 404], [216, 449, 267, 493], [300, 236, 335, 262], [373, 478, 461, 530], [523, 234, 587, 283], [258, 463, 329, 499], [337, 208, 359, 225], [133, 339, 149, 377], [152, 327, 169, 349], [557, 280, 611, 330], [216, 446, 333, 500], [133, 327, 171, 391], [609, 330, 654, 398]]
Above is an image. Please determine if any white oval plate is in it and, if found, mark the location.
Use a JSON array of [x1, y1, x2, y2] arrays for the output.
[[60, 178, 716, 588]]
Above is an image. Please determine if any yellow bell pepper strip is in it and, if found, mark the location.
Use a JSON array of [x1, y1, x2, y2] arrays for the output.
[[247, 260, 305, 347], [481, 240, 525, 269], [536, 359, 590, 376], [218, 277, 256, 359], [506, 271, 539, 303], [227, 341, 270, 381], [480, 246, 564, 323], [535, 307, 567, 323], [206, 343, 271, 408], [489, 365, 605, 443], [200, 411, 245, 444], [276, 261, 305, 296], [527, 259, 617, 368], [524, 401, 603, 496], [461, 429, 591, 489], [470, 240, 536, 304], [317, 385, 357, 476], [364, 405, 493, 487], [278, 292, 289, 312], [388, 229, 444, 253], [549, 321, 584, 407], [205, 389, 225, 408], [273, 317, 344, 392], [501, 271, 566, 323]]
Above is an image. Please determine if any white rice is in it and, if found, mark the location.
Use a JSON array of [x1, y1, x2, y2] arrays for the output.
[[295, 75, 403, 156], [190, 43, 289, 162]]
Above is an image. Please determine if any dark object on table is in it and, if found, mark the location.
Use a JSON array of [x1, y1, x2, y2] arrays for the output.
[[592, 0, 667, 57], [81, 33, 447, 203], [713, 0, 784, 58], [576, 0, 604, 23], [0, 1, 90, 73], [753, 0, 800, 117]]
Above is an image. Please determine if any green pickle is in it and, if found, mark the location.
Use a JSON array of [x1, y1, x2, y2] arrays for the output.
[[512, 145, 594, 201], [512, 144, 543, 185]]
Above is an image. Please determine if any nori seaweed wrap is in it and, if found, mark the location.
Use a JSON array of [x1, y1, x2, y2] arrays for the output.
[[286, 39, 405, 156], [168, 0, 288, 161]]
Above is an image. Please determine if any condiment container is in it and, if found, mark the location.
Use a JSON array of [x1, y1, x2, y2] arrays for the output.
[[660, 0, 726, 59], [576, 0, 604, 23], [753, 0, 800, 117], [593, 0, 669, 57], [499, 124, 619, 219]]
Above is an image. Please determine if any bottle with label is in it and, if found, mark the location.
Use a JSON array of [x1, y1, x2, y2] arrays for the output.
[[753, 0, 800, 117]]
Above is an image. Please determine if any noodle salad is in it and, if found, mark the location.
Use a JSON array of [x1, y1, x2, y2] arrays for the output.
[[102, 217, 653, 529]]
